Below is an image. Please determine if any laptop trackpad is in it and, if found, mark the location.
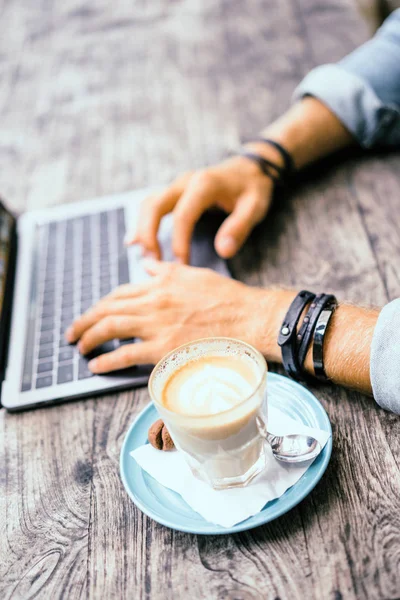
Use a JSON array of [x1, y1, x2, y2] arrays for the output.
[[186, 210, 231, 277]]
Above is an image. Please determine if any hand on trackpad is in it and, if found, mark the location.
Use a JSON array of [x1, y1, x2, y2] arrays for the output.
[[126, 209, 231, 285], [158, 210, 231, 277]]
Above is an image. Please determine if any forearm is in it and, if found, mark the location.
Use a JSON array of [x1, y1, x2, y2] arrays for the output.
[[246, 11, 400, 171], [262, 97, 355, 169], [245, 97, 355, 171], [251, 288, 378, 394]]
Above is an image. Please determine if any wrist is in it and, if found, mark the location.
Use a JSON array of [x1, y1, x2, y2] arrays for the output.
[[260, 97, 354, 170], [247, 288, 297, 363], [246, 287, 375, 395], [242, 141, 286, 173], [304, 303, 375, 392]]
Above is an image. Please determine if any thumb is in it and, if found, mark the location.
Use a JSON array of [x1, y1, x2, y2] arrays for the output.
[[214, 191, 270, 258]]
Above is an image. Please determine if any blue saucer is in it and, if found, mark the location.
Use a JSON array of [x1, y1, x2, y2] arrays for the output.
[[120, 373, 332, 535]]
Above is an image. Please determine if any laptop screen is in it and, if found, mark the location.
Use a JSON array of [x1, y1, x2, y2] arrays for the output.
[[0, 205, 15, 309], [0, 201, 16, 387]]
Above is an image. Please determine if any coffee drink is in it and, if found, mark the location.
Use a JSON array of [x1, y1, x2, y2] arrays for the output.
[[149, 338, 268, 489], [161, 355, 259, 416]]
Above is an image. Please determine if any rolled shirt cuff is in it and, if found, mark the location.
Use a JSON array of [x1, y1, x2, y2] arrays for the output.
[[293, 64, 400, 148], [370, 299, 400, 415]]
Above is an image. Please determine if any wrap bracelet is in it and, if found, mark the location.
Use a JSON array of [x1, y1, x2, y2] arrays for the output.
[[297, 294, 336, 371], [239, 138, 294, 187], [278, 290, 337, 383], [244, 137, 295, 177], [277, 290, 315, 381], [238, 150, 284, 185]]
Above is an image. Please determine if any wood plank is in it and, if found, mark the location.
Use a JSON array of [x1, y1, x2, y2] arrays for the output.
[[0, 401, 94, 599]]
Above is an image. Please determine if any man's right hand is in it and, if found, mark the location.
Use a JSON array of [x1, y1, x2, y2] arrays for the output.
[[125, 155, 274, 264]]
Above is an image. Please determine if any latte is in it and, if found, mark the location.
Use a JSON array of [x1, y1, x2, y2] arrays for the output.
[[161, 355, 259, 416], [149, 338, 268, 489]]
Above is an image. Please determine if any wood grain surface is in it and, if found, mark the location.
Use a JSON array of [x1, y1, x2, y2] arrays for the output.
[[1, 1, 399, 599]]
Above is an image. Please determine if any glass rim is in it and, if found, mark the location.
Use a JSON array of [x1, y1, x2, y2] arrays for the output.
[[148, 336, 267, 420]]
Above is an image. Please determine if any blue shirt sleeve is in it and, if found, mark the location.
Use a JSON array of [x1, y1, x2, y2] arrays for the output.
[[370, 300, 400, 415], [293, 9, 400, 148]]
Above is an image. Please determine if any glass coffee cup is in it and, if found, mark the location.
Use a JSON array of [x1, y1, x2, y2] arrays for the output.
[[149, 337, 268, 489]]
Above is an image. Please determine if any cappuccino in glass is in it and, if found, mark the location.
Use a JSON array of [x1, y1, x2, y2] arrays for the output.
[[149, 338, 268, 489]]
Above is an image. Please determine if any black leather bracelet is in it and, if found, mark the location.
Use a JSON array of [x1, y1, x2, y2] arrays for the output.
[[297, 294, 335, 370], [278, 290, 315, 380], [238, 150, 284, 185], [313, 297, 338, 381], [244, 138, 295, 176], [295, 294, 319, 355]]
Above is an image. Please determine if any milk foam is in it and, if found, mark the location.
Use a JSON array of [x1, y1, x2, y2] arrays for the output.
[[162, 356, 258, 416]]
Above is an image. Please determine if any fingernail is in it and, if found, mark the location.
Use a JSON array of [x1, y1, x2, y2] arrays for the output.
[[77, 341, 84, 353], [88, 359, 99, 372], [65, 327, 74, 342], [217, 236, 237, 256], [143, 250, 158, 260]]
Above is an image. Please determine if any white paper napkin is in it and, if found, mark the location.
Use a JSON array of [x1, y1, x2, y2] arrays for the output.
[[131, 406, 331, 528]]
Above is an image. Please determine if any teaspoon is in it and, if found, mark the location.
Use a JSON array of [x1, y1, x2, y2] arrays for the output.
[[266, 432, 321, 463]]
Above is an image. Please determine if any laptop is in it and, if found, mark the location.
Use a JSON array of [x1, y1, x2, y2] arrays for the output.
[[0, 188, 230, 411]]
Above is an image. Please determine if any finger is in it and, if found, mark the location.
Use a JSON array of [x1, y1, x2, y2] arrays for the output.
[[128, 180, 187, 258], [66, 295, 149, 343], [67, 283, 152, 341], [66, 309, 104, 343], [131, 190, 177, 258], [214, 190, 270, 258], [66, 303, 121, 343], [88, 341, 156, 373], [78, 315, 143, 355], [172, 172, 217, 263]]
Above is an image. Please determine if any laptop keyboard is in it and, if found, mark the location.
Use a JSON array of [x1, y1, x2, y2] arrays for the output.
[[21, 207, 131, 392]]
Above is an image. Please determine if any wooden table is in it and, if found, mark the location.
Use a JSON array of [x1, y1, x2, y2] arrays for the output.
[[1, 1, 400, 598]]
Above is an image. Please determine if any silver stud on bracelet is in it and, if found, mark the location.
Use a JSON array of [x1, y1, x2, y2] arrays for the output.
[[281, 326, 290, 336]]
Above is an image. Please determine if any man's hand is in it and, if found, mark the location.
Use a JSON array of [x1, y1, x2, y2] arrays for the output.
[[65, 258, 377, 395], [126, 156, 274, 264], [65, 260, 267, 373]]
